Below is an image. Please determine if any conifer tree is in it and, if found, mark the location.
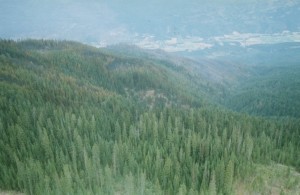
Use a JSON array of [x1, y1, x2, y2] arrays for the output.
[[178, 183, 187, 195], [224, 160, 234, 195], [209, 171, 217, 195]]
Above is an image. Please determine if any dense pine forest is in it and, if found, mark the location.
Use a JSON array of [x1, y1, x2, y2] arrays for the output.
[[220, 43, 300, 118], [0, 40, 300, 194]]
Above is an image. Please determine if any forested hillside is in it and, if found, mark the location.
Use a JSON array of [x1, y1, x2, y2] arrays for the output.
[[0, 40, 299, 194], [212, 42, 300, 118], [223, 64, 300, 117], [182, 42, 300, 118]]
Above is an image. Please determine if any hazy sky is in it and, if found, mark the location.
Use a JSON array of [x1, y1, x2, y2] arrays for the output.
[[1, 0, 299, 51]]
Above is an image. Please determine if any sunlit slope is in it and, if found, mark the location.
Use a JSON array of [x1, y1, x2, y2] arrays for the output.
[[1, 40, 227, 108]]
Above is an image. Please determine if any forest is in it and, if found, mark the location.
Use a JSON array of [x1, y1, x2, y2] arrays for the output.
[[0, 39, 300, 194]]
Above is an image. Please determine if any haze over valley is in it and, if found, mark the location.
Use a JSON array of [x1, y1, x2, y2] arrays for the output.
[[0, 0, 300, 194]]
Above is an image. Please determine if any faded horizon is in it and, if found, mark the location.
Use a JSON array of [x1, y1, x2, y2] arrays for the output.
[[1, 0, 300, 52]]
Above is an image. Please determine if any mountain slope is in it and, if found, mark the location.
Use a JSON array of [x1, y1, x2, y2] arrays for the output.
[[223, 65, 300, 117], [214, 43, 300, 118], [0, 40, 299, 194], [181, 42, 300, 118]]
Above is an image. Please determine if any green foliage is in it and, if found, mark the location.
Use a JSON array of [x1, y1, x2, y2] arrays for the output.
[[224, 159, 234, 195], [0, 40, 299, 194], [209, 171, 217, 195], [224, 65, 300, 118]]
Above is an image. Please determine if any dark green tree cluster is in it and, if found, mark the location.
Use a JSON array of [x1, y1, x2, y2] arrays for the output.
[[224, 65, 300, 118]]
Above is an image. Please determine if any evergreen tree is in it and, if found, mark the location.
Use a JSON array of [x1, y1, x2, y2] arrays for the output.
[[224, 160, 234, 195], [178, 183, 187, 195], [209, 171, 217, 195]]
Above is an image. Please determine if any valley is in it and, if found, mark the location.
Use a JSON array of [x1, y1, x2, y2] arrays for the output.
[[0, 39, 299, 194]]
